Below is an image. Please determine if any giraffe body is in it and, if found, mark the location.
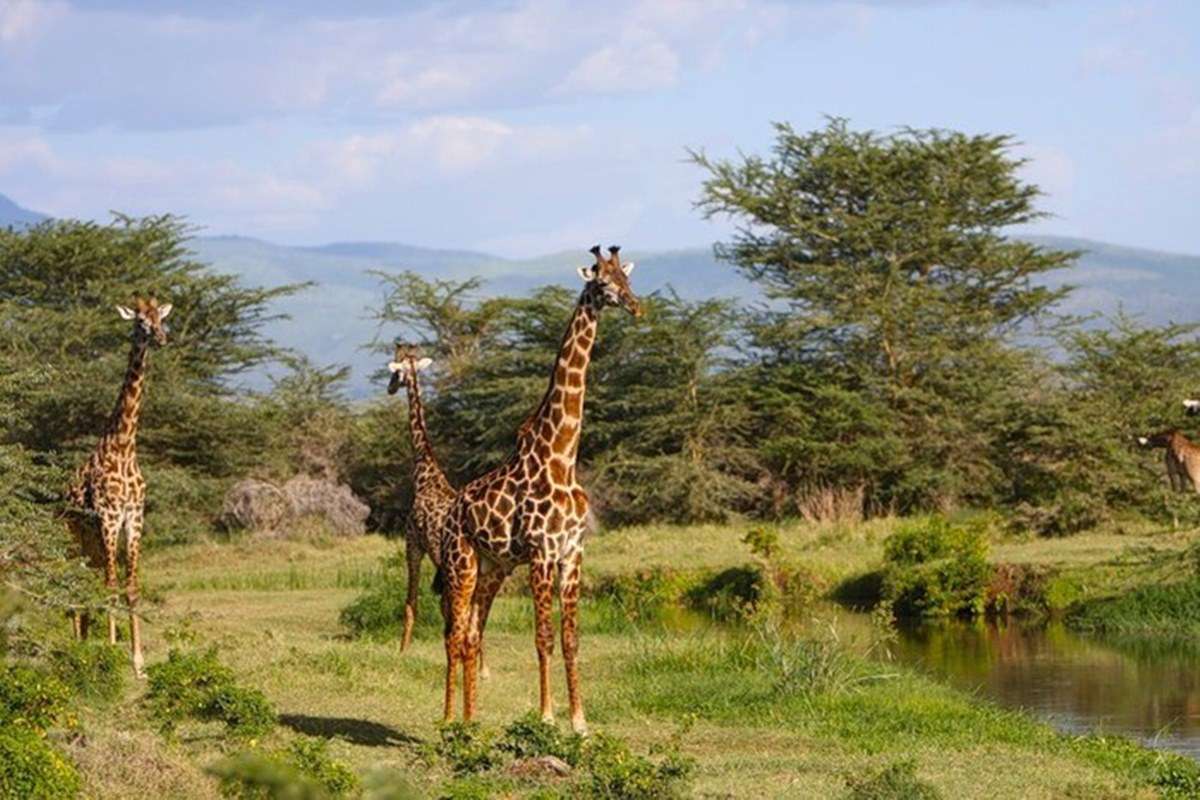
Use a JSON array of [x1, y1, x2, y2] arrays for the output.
[[440, 245, 639, 733], [386, 346, 460, 655], [64, 297, 170, 677], [1139, 430, 1200, 493]]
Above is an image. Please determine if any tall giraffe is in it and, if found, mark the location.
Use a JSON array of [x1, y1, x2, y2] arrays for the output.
[[386, 343, 458, 652], [440, 245, 640, 734], [64, 296, 171, 677]]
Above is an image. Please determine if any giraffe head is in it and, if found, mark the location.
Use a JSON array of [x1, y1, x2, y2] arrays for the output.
[[387, 342, 433, 395], [116, 296, 172, 346], [578, 244, 641, 317]]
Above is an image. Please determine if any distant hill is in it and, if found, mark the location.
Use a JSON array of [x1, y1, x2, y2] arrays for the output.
[[0, 193, 49, 229], [4, 188, 1195, 395], [187, 233, 1200, 397]]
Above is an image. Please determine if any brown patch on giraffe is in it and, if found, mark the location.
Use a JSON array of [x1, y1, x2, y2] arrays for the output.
[[567, 371, 583, 389], [552, 423, 577, 454], [564, 392, 582, 418], [548, 458, 568, 485], [568, 349, 586, 369], [555, 364, 568, 384]]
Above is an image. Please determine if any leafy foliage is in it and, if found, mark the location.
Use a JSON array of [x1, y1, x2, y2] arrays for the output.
[[47, 641, 126, 702], [145, 647, 276, 739], [338, 551, 442, 641], [881, 517, 991, 619], [0, 726, 81, 800]]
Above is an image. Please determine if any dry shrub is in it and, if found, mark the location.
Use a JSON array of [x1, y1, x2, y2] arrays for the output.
[[283, 476, 369, 537], [795, 483, 865, 525], [219, 479, 290, 535], [219, 476, 369, 538]]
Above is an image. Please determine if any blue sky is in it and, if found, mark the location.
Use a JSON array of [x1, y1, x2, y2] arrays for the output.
[[0, 0, 1196, 256]]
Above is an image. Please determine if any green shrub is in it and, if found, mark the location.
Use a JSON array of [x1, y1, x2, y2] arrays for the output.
[[208, 737, 359, 799], [497, 713, 584, 766], [48, 641, 126, 702], [146, 647, 276, 739], [589, 568, 699, 625], [984, 563, 1053, 618], [0, 663, 72, 732], [842, 759, 943, 800], [881, 517, 990, 619], [0, 726, 81, 800], [287, 737, 359, 797], [685, 566, 763, 621], [339, 551, 442, 641], [434, 723, 498, 776], [207, 751, 325, 800], [578, 732, 693, 800]]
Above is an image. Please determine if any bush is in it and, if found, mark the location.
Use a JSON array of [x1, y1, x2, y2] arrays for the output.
[[0, 663, 72, 732], [208, 737, 359, 799], [578, 732, 693, 800], [0, 726, 81, 800], [881, 517, 991, 619], [287, 737, 359, 797], [339, 551, 442, 641], [497, 713, 583, 766], [207, 752, 325, 800], [434, 723, 499, 776], [842, 759, 943, 800], [146, 647, 276, 739], [984, 563, 1053, 618], [48, 641, 126, 702]]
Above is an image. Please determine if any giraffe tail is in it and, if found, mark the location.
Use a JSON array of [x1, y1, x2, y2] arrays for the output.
[[431, 567, 445, 596]]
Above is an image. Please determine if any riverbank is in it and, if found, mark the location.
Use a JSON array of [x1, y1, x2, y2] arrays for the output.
[[51, 523, 1200, 798]]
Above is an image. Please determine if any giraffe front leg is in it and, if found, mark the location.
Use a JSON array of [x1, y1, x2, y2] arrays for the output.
[[98, 510, 121, 646], [559, 549, 586, 735], [402, 533, 423, 652], [529, 556, 556, 724], [443, 546, 477, 723], [125, 507, 146, 678]]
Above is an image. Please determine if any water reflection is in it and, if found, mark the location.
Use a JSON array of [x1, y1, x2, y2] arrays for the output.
[[892, 621, 1200, 759]]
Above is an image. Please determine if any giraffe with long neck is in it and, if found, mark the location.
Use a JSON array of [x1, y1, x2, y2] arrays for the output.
[[386, 343, 458, 652], [65, 296, 171, 677], [440, 245, 640, 733]]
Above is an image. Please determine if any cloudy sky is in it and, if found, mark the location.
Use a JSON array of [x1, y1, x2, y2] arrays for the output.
[[0, 0, 1196, 256]]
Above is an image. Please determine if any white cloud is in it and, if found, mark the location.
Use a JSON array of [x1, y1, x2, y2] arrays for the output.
[[0, 130, 57, 173], [0, 0, 64, 44], [557, 33, 680, 95]]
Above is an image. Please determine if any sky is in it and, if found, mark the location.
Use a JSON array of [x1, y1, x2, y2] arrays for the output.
[[0, 0, 1197, 257]]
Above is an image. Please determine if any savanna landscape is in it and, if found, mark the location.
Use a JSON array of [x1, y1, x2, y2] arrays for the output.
[[4, 3, 1200, 799]]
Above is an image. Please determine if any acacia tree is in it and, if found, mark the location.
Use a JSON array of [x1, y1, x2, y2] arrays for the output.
[[693, 119, 1079, 512]]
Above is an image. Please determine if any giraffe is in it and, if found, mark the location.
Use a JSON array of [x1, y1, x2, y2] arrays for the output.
[[440, 244, 640, 734], [1138, 430, 1200, 493], [64, 296, 171, 678], [385, 343, 462, 656]]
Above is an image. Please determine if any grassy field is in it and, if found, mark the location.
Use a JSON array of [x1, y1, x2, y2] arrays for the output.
[[57, 520, 1200, 799]]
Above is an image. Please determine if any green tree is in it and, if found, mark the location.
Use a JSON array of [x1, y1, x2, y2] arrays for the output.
[[693, 119, 1078, 513]]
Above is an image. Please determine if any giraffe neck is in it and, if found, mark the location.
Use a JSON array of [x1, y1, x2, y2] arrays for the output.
[[405, 366, 439, 478], [103, 335, 149, 447], [525, 290, 599, 469]]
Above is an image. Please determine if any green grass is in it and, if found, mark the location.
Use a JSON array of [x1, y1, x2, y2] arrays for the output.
[[47, 522, 1200, 799]]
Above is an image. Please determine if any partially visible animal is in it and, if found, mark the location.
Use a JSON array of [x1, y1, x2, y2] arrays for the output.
[[1184, 398, 1200, 417], [1138, 430, 1200, 493]]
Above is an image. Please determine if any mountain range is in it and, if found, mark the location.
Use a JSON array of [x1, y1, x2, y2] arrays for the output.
[[4, 193, 1197, 396]]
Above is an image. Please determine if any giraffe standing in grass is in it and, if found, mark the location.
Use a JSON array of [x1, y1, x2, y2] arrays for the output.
[[64, 297, 171, 677], [386, 343, 472, 662], [440, 245, 640, 734], [1138, 430, 1200, 493]]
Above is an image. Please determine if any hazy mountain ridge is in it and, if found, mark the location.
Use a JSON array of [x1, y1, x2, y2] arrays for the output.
[[4, 193, 1197, 395]]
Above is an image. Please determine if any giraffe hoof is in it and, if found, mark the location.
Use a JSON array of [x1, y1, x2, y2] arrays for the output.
[[571, 717, 589, 737], [479, 665, 491, 681]]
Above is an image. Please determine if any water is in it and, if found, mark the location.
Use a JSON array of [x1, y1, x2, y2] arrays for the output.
[[890, 620, 1200, 760]]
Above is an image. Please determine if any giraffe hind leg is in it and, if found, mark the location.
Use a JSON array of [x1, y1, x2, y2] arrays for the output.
[[402, 534, 423, 652], [529, 557, 556, 723], [559, 549, 587, 735], [123, 507, 146, 678]]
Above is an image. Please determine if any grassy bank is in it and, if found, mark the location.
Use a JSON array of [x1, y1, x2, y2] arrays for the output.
[[23, 521, 1194, 798]]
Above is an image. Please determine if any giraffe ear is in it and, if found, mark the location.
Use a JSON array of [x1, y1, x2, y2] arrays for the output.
[[622, 261, 636, 276], [116, 305, 136, 320], [387, 361, 405, 373], [158, 303, 173, 320], [577, 265, 596, 283], [414, 357, 433, 371]]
